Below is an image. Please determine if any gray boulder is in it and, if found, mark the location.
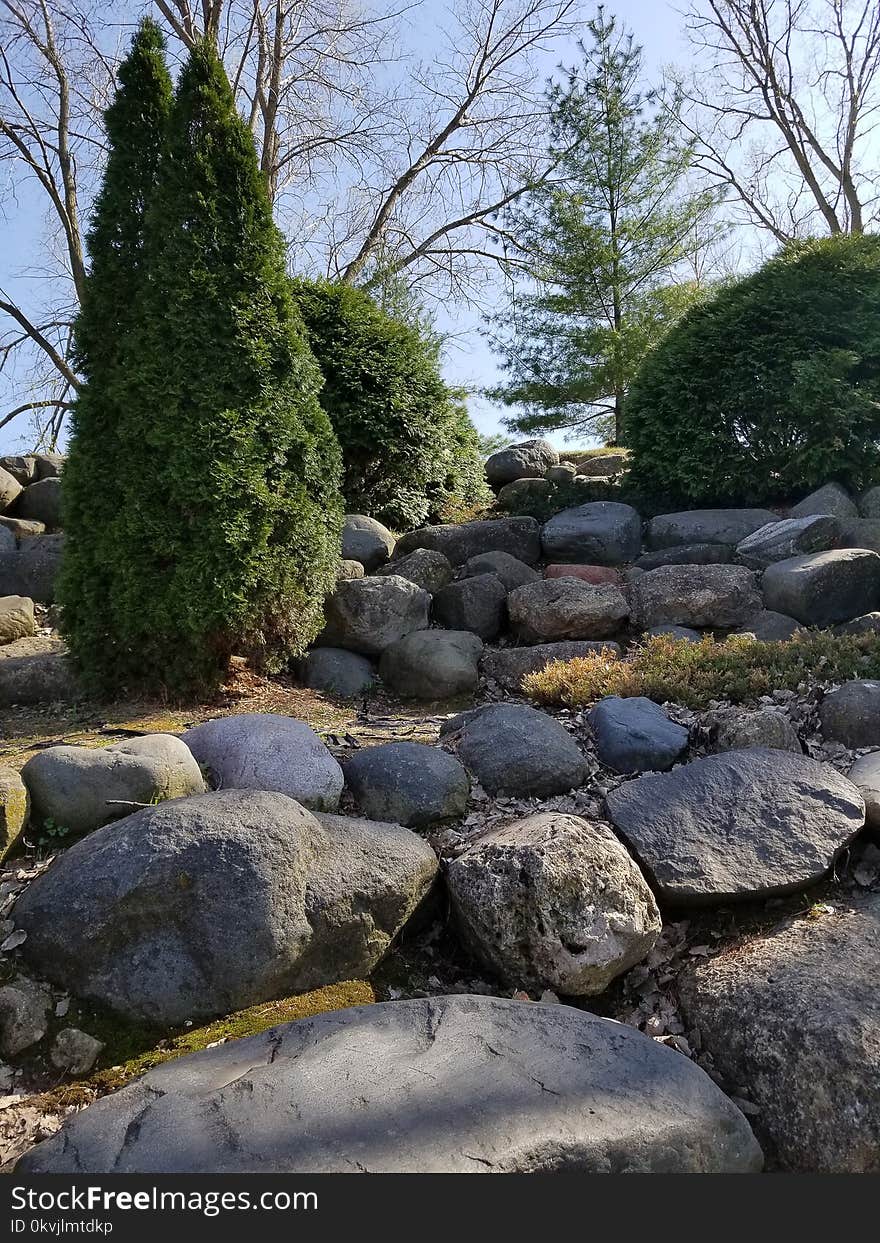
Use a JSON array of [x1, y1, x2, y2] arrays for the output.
[[0, 532, 64, 603], [838, 517, 880, 553], [541, 502, 641, 565], [645, 624, 702, 643], [448, 812, 660, 995], [733, 610, 803, 641], [393, 517, 541, 567], [344, 741, 469, 827], [762, 549, 880, 626], [496, 478, 553, 511], [480, 641, 621, 693], [789, 482, 857, 522], [0, 976, 51, 1057], [450, 703, 587, 797], [646, 509, 777, 550], [819, 680, 880, 748], [485, 439, 558, 486], [297, 648, 375, 698], [858, 485, 880, 518], [379, 630, 483, 700], [590, 696, 688, 773], [0, 595, 35, 645], [635, 543, 733, 569], [0, 635, 76, 706], [0, 456, 36, 486], [735, 515, 840, 570], [16, 993, 761, 1174], [14, 790, 437, 1026], [0, 465, 22, 512], [336, 559, 364, 581], [432, 573, 507, 639], [181, 713, 343, 811], [605, 747, 864, 905], [546, 463, 577, 483], [15, 478, 61, 530], [461, 550, 539, 590], [678, 896, 880, 1171], [0, 516, 44, 539], [341, 514, 395, 571], [836, 611, 880, 636], [576, 451, 630, 477], [320, 575, 430, 655], [847, 752, 880, 828], [21, 734, 206, 837], [508, 578, 629, 643], [50, 1028, 104, 1076], [377, 548, 453, 594], [631, 564, 761, 630], [709, 708, 801, 754], [33, 453, 64, 479], [0, 766, 29, 861]]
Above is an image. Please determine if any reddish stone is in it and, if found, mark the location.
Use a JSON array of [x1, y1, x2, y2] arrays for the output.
[[544, 564, 622, 585]]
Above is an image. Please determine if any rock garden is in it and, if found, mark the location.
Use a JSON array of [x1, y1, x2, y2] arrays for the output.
[[2, 441, 880, 1174]]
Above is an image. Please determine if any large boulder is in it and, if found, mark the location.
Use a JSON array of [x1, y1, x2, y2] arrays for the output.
[[378, 630, 482, 700], [819, 680, 880, 748], [181, 713, 343, 811], [393, 517, 541, 568], [646, 509, 777, 550], [709, 707, 801, 754], [635, 543, 733, 570], [631, 564, 761, 630], [0, 635, 76, 706], [678, 897, 880, 1171], [0, 766, 29, 861], [735, 515, 840, 570], [344, 741, 469, 827], [541, 502, 641, 565], [449, 703, 587, 797], [605, 747, 863, 905], [21, 735, 206, 838], [789, 482, 857, 522], [341, 514, 395, 571], [33, 452, 64, 480], [858, 486, 880, 518], [0, 594, 35, 645], [16, 993, 762, 1174], [377, 548, 453, 594], [0, 457, 35, 486], [15, 478, 62, 530], [0, 532, 64, 603], [508, 578, 629, 643], [461, 550, 538, 590], [0, 465, 22, 512], [480, 640, 620, 694], [495, 478, 553, 511], [733, 609, 803, 641], [432, 573, 507, 640], [847, 752, 880, 828], [485, 439, 558, 486], [14, 790, 437, 1026], [762, 549, 880, 626], [319, 575, 430, 655], [839, 517, 880, 553], [589, 696, 688, 773], [448, 812, 660, 996], [297, 647, 375, 698]]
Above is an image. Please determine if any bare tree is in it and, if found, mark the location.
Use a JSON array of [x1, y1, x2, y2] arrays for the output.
[[0, 0, 113, 443], [680, 0, 880, 243]]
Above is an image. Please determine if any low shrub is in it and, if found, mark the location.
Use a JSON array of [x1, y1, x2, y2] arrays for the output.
[[524, 631, 880, 711]]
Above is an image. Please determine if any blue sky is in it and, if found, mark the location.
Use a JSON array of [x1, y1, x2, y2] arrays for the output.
[[0, 1, 689, 453]]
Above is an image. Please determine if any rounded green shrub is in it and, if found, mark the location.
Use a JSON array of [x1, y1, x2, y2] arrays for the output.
[[625, 235, 880, 507], [290, 279, 491, 529]]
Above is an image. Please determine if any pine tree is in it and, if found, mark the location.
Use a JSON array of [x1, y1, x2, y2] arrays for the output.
[[487, 7, 718, 444], [101, 40, 343, 692], [59, 19, 173, 682]]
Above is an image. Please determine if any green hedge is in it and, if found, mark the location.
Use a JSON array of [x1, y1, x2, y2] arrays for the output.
[[625, 235, 880, 507]]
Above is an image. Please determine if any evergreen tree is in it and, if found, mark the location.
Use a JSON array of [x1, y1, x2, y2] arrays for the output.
[[487, 7, 717, 444], [102, 40, 342, 692], [60, 19, 173, 682]]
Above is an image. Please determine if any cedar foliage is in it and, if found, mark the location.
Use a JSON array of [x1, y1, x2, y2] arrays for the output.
[[66, 38, 342, 693], [625, 234, 880, 507]]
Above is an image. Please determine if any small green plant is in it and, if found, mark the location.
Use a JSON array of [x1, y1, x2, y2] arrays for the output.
[[30, 817, 74, 852], [524, 630, 880, 711]]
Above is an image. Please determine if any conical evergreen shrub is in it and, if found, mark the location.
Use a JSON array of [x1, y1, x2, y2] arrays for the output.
[[75, 38, 342, 693], [60, 19, 173, 683]]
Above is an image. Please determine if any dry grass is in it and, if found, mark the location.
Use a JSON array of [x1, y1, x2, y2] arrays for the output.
[[524, 630, 880, 710]]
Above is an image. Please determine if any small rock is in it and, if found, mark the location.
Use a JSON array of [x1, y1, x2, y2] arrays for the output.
[[0, 596, 35, 646], [297, 648, 375, 698], [846, 752, 880, 828], [0, 976, 51, 1057], [378, 548, 453, 594], [590, 696, 689, 773], [344, 741, 469, 828], [50, 1028, 104, 1076], [451, 703, 587, 798], [709, 708, 801, 754], [819, 680, 880, 748], [544, 564, 621, 585], [644, 625, 703, 643], [341, 515, 395, 571], [733, 610, 803, 641]]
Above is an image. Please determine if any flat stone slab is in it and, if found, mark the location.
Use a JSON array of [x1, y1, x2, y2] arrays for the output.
[[17, 995, 762, 1173], [605, 747, 864, 905], [679, 897, 880, 1171]]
